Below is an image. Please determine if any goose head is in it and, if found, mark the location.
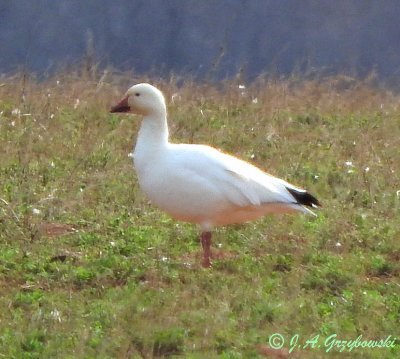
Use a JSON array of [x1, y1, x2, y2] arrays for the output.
[[110, 83, 166, 116]]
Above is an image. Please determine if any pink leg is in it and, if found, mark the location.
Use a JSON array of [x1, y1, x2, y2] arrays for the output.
[[200, 231, 212, 268]]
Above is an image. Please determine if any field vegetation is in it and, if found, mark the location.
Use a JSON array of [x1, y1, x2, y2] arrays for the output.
[[1, 68, 400, 358]]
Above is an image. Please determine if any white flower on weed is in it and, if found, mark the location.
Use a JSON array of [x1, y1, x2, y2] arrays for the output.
[[396, 190, 400, 198], [50, 161, 55, 168], [238, 84, 246, 96], [161, 256, 168, 262], [250, 154, 255, 159], [365, 167, 370, 172], [10, 121, 15, 127], [171, 93, 180, 103], [74, 99, 80, 109], [252, 97, 258, 104], [11, 108, 20, 116], [217, 243, 222, 248], [109, 241, 116, 247], [335, 242, 342, 247], [127, 152, 134, 158], [32, 208, 41, 215], [50, 309, 62, 323], [50, 114, 55, 119], [314, 175, 319, 180], [345, 161, 354, 173]]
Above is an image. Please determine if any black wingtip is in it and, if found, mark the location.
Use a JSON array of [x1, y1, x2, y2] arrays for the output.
[[286, 187, 321, 208]]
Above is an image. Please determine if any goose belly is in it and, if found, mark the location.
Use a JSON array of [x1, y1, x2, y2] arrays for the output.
[[136, 168, 230, 224]]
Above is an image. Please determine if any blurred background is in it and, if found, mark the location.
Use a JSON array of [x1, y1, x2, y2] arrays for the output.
[[1, 0, 400, 84]]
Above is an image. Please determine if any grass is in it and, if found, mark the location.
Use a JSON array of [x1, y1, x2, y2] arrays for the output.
[[1, 69, 400, 358]]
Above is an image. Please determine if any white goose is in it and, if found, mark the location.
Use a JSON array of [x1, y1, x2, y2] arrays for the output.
[[111, 83, 320, 267]]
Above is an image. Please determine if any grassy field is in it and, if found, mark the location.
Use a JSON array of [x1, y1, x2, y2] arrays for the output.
[[1, 69, 400, 358]]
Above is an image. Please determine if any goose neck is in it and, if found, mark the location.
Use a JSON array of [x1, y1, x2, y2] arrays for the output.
[[136, 113, 169, 150]]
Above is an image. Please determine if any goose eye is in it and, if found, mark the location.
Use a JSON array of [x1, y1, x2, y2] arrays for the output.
[[135, 93, 140, 97]]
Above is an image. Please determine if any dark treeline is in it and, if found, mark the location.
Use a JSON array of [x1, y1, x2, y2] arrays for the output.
[[1, 0, 400, 84]]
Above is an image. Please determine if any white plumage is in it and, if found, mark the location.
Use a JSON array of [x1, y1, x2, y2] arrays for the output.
[[111, 83, 320, 267]]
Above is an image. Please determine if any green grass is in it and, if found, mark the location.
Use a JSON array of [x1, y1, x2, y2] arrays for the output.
[[1, 71, 400, 358]]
